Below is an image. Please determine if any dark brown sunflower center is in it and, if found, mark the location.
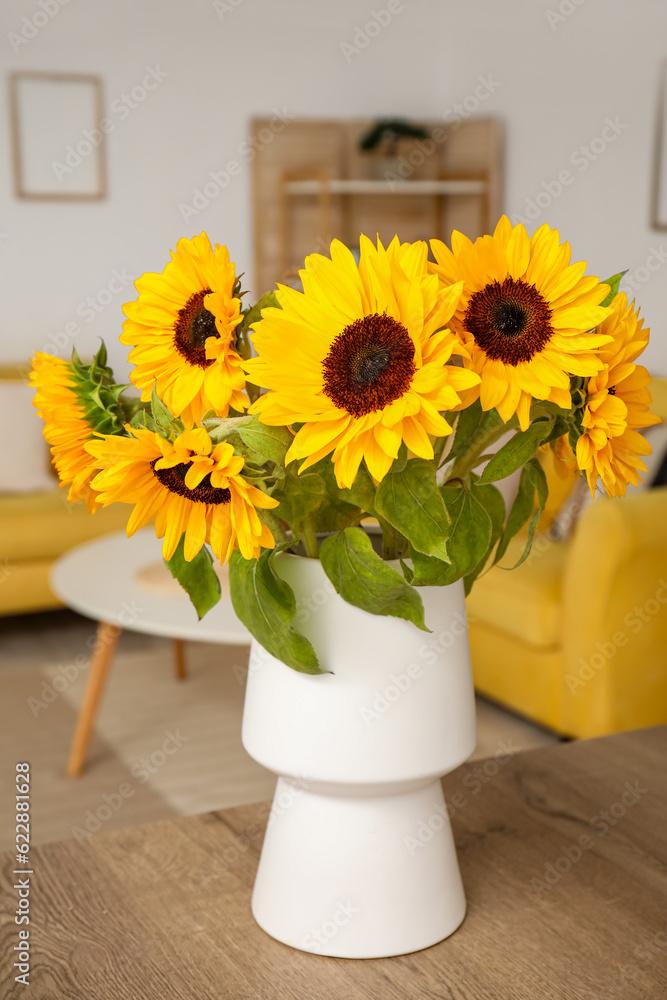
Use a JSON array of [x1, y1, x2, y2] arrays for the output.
[[151, 460, 231, 505], [322, 314, 415, 418], [464, 277, 554, 366], [173, 289, 219, 368]]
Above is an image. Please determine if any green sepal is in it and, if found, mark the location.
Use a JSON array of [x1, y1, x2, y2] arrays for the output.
[[494, 458, 548, 569], [600, 271, 627, 307], [229, 546, 323, 674], [164, 538, 221, 620], [375, 458, 451, 561], [320, 527, 428, 632], [130, 408, 157, 433], [69, 343, 133, 436], [151, 387, 184, 442], [477, 417, 554, 484], [236, 291, 281, 364], [239, 290, 280, 332]]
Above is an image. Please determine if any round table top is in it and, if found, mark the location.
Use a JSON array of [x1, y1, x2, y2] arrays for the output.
[[50, 529, 251, 644]]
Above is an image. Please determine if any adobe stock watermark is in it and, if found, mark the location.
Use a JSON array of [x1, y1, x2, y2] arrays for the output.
[[27, 602, 143, 717], [301, 900, 359, 951], [565, 579, 667, 695], [185, 777, 314, 892], [178, 107, 295, 223], [404, 738, 519, 855], [8, 0, 73, 53], [383, 75, 501, 190], [530, 780, 648, 895], [359, 609, 471, 726], [511, 116, 628, 226], [39, 266, 137, 358], [52, 66, 169, 182], [611, 922, 667, 991], [625, 245, 667, 293], [545, 0, 587, 32], [70, 729, 189, 842]]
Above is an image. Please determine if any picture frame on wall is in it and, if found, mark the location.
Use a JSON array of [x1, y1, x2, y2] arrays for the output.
[[8, 71, 107, 201], [651, 61, 667, 230]]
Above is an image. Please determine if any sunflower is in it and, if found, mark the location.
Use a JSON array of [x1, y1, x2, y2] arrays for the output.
[[430, 216, 612, 429], [575, 292, 660, 497], [29, 352, 101, 512], [120, 234, 248, 425], [244, 236, 480, 488], [86, 427, 278, 562]]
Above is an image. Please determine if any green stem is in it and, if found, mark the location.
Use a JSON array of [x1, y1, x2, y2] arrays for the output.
[[433, 433, 450, 468], [300, 515, 319, 559], [380, 519, 398, 561], [446, 415, 517, 484], [119, 394, 146, 424]]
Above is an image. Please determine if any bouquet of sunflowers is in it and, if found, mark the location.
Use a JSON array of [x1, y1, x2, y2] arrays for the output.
[[31, 218, 659, 674]]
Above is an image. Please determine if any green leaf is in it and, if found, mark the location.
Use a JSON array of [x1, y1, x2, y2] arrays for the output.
[[477, 418, 554, 484], [463, 480, 506, 594], [538, 416, 571, 447], [446, 400, 502, 463], [494, 458, 548, 569], [375, 458, 451, 560], [272, 469, 326, 525], [311, 458, 376, 514], [312, 497, 362, 533], [165, 538, 221, 620], [234, 418, 291, 465], [203, 414, 291, 467], [229, 547, 323, 674], [202, 416, 245, 443], [600, 271, 627, 308], [320, 528, 428, 631], [411, 485, 493, 586]]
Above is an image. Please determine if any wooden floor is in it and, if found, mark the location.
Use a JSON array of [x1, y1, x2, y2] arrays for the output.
[[0, 609, 559, 851]]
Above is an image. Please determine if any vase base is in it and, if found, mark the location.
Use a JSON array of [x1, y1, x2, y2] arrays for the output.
[[251, 777, 466, 959]]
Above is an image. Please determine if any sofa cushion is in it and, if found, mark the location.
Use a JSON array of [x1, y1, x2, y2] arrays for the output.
[[0, 490, 129, 562], [466, 534, 566, 649]]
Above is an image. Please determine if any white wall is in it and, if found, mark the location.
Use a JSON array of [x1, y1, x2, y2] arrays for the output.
[[1, 0, 666, 377]]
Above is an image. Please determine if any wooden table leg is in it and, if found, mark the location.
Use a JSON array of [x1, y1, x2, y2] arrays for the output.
[[67, 621, 121, 778], [173, 638, 187, 681]]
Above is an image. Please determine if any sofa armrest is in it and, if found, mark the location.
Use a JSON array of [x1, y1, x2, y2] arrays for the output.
[[561, 486, 667, 736]]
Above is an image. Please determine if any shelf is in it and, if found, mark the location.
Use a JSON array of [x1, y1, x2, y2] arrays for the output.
[[286, 178, 487, 196]]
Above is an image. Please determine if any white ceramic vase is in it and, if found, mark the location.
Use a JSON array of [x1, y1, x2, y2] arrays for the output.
[[241, 552, 476, 959]]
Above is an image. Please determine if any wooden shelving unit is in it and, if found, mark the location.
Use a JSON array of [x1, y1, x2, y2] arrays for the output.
[[252, 118, 504, 293]]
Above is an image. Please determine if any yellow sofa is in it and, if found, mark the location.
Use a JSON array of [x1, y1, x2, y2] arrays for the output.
[[467, 377, 667, 739], [0, 363, 128, 616]]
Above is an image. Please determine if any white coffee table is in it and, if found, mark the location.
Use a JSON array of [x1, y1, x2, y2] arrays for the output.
[[51, 528, 251, 776]]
